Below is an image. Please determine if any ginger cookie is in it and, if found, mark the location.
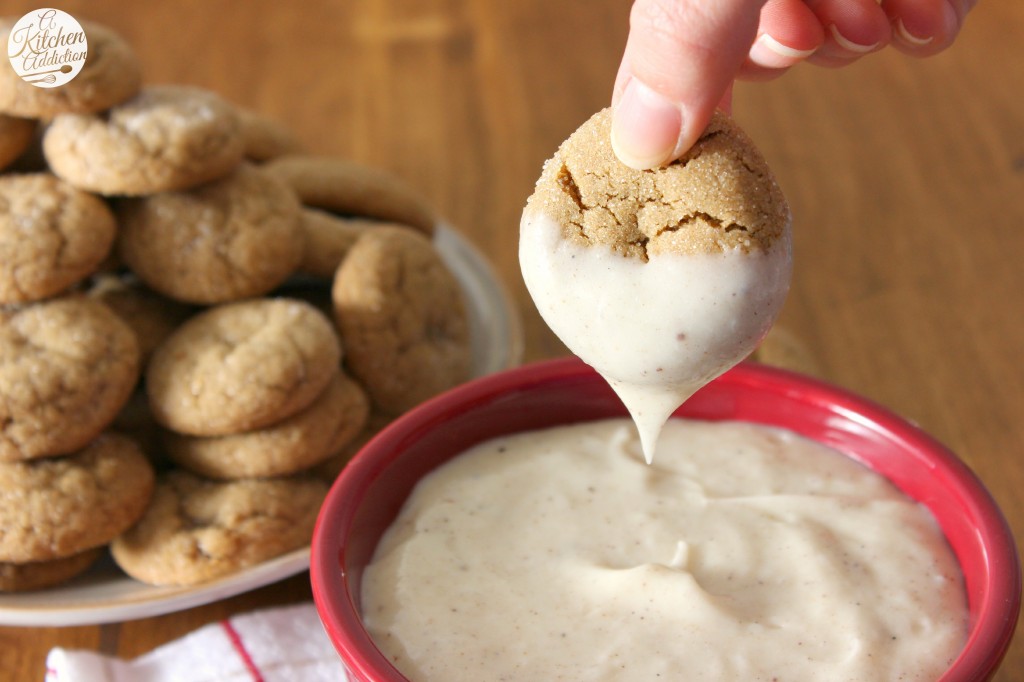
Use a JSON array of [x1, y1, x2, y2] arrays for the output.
[[237, 107, 304, 163], [298, 208, 376, 279], [110, 470, 327, 586], [0, 174, 116, 304], [0, 20, 141, 118], [43, 85, 244, 196], [87, 274, 194, 365], [0, 115, 35, 171], [0, 433, 154, 563], [525, 108, 788, 259], [146, 298, 341, 436], [0, 296, 140, 461], [0, 547, 103, 592], [116, 163, 303, 304], [265, 156, 436, 234], [163, 371, 370, 479], [332, 226, 471, 415]]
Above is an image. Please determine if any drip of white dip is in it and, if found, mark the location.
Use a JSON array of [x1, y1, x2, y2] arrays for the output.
[[520, 211, 791, 462], [362, 419, 967, 681]]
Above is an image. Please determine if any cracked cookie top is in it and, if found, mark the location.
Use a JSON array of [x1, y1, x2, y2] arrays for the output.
[[42, 85, 244, 196], [0, 433, 154, 562], [0, 173, 117, 304], [110, 470, 327, 586], [145, 298, 341, 437], [524, 108, 789, 260], [0, 296, 140, 461], [116, 163, 303, 305]]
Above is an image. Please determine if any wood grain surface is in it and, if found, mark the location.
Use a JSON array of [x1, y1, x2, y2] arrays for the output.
[[1, 1, 1021, 680]]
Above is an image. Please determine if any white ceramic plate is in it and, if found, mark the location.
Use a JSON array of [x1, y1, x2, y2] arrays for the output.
[[0, 225, 522, 627]]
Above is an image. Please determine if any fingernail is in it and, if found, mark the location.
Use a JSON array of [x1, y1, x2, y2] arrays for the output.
[[749, 33, 816, 68], [828, 24, 879, 53], [895, 17, 933, 46], [611, 78, 682, 170]]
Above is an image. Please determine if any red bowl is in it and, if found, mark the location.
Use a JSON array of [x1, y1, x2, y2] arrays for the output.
[[311, 357, 1021, 681]]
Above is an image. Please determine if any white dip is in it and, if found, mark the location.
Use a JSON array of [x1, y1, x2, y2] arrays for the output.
[[519, 212, 791, 462], [362, 418, 966, 681]]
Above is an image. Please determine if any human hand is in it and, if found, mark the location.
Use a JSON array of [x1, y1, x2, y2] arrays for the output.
[[611, 0, 977, 170]]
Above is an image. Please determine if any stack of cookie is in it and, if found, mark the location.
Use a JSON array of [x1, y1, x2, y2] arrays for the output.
[[0, 18, 473, 589]]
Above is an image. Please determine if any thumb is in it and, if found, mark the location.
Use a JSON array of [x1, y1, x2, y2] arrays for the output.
[[612, 0, 766, 169]]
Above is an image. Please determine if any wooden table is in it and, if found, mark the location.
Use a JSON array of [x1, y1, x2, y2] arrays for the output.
[[1, 1, 1021, 679]]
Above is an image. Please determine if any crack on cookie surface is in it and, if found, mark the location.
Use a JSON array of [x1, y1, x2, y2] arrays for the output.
[[525, 108, 788, 259]]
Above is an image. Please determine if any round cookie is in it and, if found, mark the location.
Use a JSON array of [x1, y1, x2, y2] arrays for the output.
[[332, 226, 471, 415], [43, 85, 244, 196], [0, 547, 103, 592], [0, 115, 35, 170], [0, 296, 140, 461], [298, 208, 376, 279], [237, 107, 304, 163], [525, 108, 789, 259], [116, 163, 303, 304], [0, 433, 154, 563], [264, 156, 436, 234], [163, 371, 370, 479], [146, 298, 342, 436], [0, 20, 141, 118], [0, 174, 116, 304], [88, 274, 194, 365], [110, 470, 327, 586]]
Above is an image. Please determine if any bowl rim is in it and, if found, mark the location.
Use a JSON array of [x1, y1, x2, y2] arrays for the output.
[[312, 356, 1021, 682]]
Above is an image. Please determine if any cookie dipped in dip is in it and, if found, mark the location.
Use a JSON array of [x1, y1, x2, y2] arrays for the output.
[[520, 109, 791, 462]]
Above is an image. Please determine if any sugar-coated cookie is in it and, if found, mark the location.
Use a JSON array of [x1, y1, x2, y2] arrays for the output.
[[117, 163, 303, 304], [237, 107, 304, 163], [0, 20, 141, 118], [298, 208, 376, 279], [0, 115, 35, 171], [43, 85, 244, 195], [0, 296, 139, 461], [332, 226, 471, 415], [0, 174, 116, 304], [265, 156, 436, 234], [526, 108, 789, 259], [146, 298, 341, 436], [0, 433, 153, 562], [87, 274, 194, 365], [163, 371, 370, 479], [110, 470, 327, 586], [0, 547, 103, 592]]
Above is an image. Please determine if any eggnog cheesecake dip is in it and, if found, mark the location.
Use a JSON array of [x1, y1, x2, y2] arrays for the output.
[[519, 109, 791, 462], [360, 418, 967, 681]]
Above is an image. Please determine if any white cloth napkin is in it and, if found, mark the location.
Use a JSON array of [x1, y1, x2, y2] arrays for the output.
[[45, 602, 349, 682]]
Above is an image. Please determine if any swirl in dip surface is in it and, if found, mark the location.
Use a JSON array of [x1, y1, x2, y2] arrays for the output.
[[519, 109, 791, 462], [361, 418, 967, 681]]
